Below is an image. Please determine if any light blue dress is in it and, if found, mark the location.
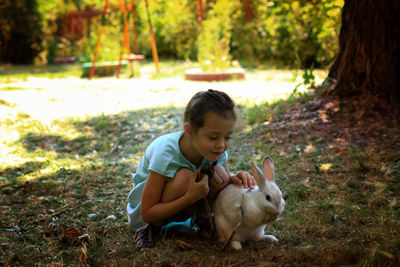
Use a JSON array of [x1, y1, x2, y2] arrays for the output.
[[127, 131, 227, 231]]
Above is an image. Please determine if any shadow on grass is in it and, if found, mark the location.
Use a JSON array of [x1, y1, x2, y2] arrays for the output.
[[0, 161, 50, 183], [0, 63, 82, 76], [2, 94, 400, 266], [21, 133, 93, 155], [2, 106, 183, 198], [0, 105, 186, 265], [18, 106, 184, 157]]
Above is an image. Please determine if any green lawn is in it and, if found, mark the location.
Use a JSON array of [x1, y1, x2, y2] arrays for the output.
[[1, 62, 399, 266]]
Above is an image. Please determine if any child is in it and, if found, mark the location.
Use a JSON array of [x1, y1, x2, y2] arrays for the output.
[[127, 89, 256, 250]]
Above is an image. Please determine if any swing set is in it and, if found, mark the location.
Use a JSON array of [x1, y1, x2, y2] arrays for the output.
[[88, 0, 159, 78]]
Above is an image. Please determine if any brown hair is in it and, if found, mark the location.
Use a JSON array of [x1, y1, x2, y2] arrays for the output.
[[184, 89, 236, 131]]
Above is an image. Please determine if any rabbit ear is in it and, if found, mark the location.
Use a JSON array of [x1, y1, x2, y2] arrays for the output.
[[251, 160, 266, 189], [263, 156, 275, 182]]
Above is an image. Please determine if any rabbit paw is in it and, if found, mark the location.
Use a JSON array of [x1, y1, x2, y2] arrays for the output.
[[230, 240, 242, 250]]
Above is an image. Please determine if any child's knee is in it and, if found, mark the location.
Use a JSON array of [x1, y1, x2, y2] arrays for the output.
[[161, 168, 193, 203]]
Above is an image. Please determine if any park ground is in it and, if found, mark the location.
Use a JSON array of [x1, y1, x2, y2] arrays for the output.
[[0, 61, 399, 266]]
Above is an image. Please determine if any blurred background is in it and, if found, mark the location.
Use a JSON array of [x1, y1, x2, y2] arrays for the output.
[[0, 0, 343, 69]]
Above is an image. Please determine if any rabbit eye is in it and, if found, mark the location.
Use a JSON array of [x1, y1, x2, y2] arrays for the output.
[[266, 195, 271, 201]]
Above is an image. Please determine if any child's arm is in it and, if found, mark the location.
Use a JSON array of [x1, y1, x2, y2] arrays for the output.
[[223, 162, 257, 189], [141, 170, 209, 223]]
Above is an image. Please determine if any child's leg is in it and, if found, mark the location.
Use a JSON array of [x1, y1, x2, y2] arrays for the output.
[[161, 168, 198, 220], [161, 168, 192, 202], [160, 166, 230, 219]]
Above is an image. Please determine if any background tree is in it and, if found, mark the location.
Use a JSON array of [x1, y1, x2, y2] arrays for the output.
[[327, 0, 400, 109], [0, 0, 43, 64], [1, 0, 343, 68]]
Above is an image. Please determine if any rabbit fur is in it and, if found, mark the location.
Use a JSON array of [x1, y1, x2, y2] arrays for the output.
[[213, 156, 285, 250]]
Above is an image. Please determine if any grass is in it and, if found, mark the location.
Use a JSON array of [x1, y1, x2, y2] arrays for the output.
[[0, 62, 399, 266]]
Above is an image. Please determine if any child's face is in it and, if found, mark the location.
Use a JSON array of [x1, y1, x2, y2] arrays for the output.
[[192, 111, 236, 162]]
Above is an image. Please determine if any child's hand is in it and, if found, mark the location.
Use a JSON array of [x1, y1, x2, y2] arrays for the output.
[[231, 171, 257, 189], [186, 170, 209, 202]]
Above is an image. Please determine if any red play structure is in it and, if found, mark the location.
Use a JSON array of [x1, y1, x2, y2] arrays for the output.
[[89, 0, 159, 78]]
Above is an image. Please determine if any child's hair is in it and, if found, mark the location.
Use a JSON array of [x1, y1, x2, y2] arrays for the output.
[[184, 89, 236, 131]]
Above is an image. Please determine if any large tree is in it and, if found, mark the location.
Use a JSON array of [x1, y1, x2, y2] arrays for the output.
[[327, 0, 400, 109], [0, 0, 43, 64]]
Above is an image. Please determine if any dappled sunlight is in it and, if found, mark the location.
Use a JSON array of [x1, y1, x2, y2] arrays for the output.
[[0, 108, 87, 180], [0, 69, 328, 122], [0, 103, 182, 186], [0, 155, 30, 169], [23, 165, 59, 182], [1, 68, 398, 266]]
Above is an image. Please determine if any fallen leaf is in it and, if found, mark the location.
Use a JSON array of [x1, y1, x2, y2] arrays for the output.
[[62, 227, 82, 238], [191, 256, 200, 264], [1, 242, 11, 251], [318, 110, 329, 123], [304, 143, 315, 153], [319, 163, 333, 172], [377, 249, 394, 259], [301, 177, 311, 188], [336, 148, 345, 154], [176, 240, 194, 250]]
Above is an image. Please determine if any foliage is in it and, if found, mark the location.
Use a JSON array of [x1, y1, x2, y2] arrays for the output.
[[35, 0, 199, 63], [87, 11, 124, 62], [0, 0, 43, 64], [144, 0, 198, 59], [231, 0, 343, 68], [36, 0, 112, 63], [0, 63, 399, 265], [197, 0, 235, 71], [28, 0, 342, 68]]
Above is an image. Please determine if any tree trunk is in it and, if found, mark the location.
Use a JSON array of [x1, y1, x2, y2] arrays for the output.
[[328, 0, 400, 107]]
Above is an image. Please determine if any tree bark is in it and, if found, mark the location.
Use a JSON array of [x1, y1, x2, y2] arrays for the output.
[[328, 0, 400, 107]]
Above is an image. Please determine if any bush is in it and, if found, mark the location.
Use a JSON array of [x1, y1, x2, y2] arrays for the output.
[[33, 0, 342, 68], [134, 0, 198, 60], [231, 0, 342, 68], [197, 0, 234, 71]]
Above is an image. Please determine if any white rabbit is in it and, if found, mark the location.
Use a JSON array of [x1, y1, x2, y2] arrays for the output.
[[213, 156, 285, 250]]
